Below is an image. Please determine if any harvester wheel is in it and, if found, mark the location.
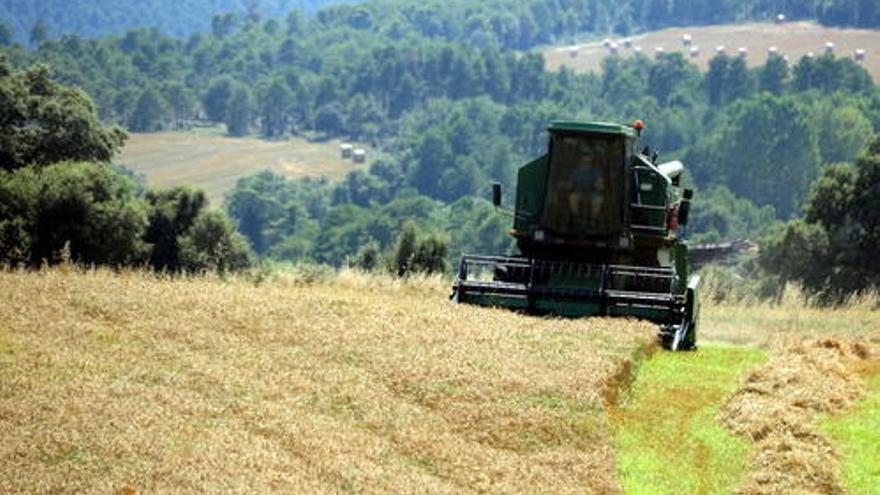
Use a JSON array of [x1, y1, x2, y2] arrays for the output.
[[672, 325, 687, 351], [661, 322, 696, 351]]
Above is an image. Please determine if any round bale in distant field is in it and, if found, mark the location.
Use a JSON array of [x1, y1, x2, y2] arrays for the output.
[[340, 143, 353, 159], [825, 41, 835, 54], [689, 46, 700, 58], [855, 49, 866, 61], [776, 13, 786, 24], [682, 34, 692, 46], [352, 148, 366, 163], [768, 46, 779, 56], [609, 42, 619, 54], [716, 45, 726, 54], [633, 46, 643, 54], [738, 47, 748, 58], [623, 38, 633, 49], [806, 51, 815, 59], [654, 46, 665, 58], [602, 38, 612, 48]]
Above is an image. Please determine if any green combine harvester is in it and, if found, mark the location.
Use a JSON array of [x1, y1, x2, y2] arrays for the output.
[[451, 120, 700, 351]]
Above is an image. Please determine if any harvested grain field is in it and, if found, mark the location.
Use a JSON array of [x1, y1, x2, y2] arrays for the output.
[[117, 130, 370, 205], [2, 268, 878, 494], [545, 22, 880, 83], [0, 268, 655, 494], [720, 339, 877, 495]]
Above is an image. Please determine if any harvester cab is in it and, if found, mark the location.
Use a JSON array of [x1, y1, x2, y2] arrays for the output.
[[452, 120, 700, 351]]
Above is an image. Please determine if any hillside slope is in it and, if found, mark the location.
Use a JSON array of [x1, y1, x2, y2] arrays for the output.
[[0, 269, 654, 493], [546, 22, 880, 83], [0, 0, 352, 42]]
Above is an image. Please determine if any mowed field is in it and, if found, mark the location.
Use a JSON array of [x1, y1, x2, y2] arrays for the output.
[[545, 22, 880, 83], [1, 268, 878, 493], [118, 131, 368, 205]]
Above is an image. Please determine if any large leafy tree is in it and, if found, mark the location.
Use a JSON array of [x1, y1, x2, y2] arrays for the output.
[[760, 136, 880, 302], [164, 82, 196, 129], [179, 210, 252, 274], [706, 53, 754, 106], [689, 94, 821, 217], [0, 58, 126, 171], [259, 78, 293, 137], [143, 187, 207, 270], [128, 86, 167, 132], [202, 77, 234, 123], [759, 53, 789, 96], [225, 84, 253, 136], [0, 161, 148, 266]]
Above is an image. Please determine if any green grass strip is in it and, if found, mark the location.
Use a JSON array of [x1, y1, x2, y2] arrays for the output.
[[612, 346, 766, 495], [821, 367, 880, 494]]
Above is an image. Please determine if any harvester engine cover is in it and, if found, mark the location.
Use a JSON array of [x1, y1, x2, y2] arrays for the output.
[[451, 120, 700, 351]]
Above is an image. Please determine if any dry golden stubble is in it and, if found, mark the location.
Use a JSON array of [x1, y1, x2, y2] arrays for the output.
[[0, 267, 655, 494]]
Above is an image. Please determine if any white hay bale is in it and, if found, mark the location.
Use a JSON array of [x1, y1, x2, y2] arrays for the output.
[[340, 143, 353, 158], [352, 148, 366, 163]]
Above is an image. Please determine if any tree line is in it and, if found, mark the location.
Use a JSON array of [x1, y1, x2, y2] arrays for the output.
[[2, 8, 875, 220], [2, 0, 880, 298], [0, 1, 345, 44], [758, 138, 880, 303], [2, 0, 878, 49]]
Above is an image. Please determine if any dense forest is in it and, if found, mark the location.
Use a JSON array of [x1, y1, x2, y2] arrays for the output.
[[2, 0, 879, 47], [1, 0, 879, 297], [0, 1, 349, 43]]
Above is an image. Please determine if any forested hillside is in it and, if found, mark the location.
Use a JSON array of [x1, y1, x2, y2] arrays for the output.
[[0, 1, 350, 43], [2, 0, 880, 298], [2, 0, 879, 48]]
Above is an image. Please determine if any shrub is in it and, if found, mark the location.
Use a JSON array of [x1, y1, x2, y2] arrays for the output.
[[178, 210, 252, 273], [0, 162, 148, 266]]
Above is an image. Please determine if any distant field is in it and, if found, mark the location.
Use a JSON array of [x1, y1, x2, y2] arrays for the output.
[[545, 22, 880, 83], [117, 130, 369, 206]]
